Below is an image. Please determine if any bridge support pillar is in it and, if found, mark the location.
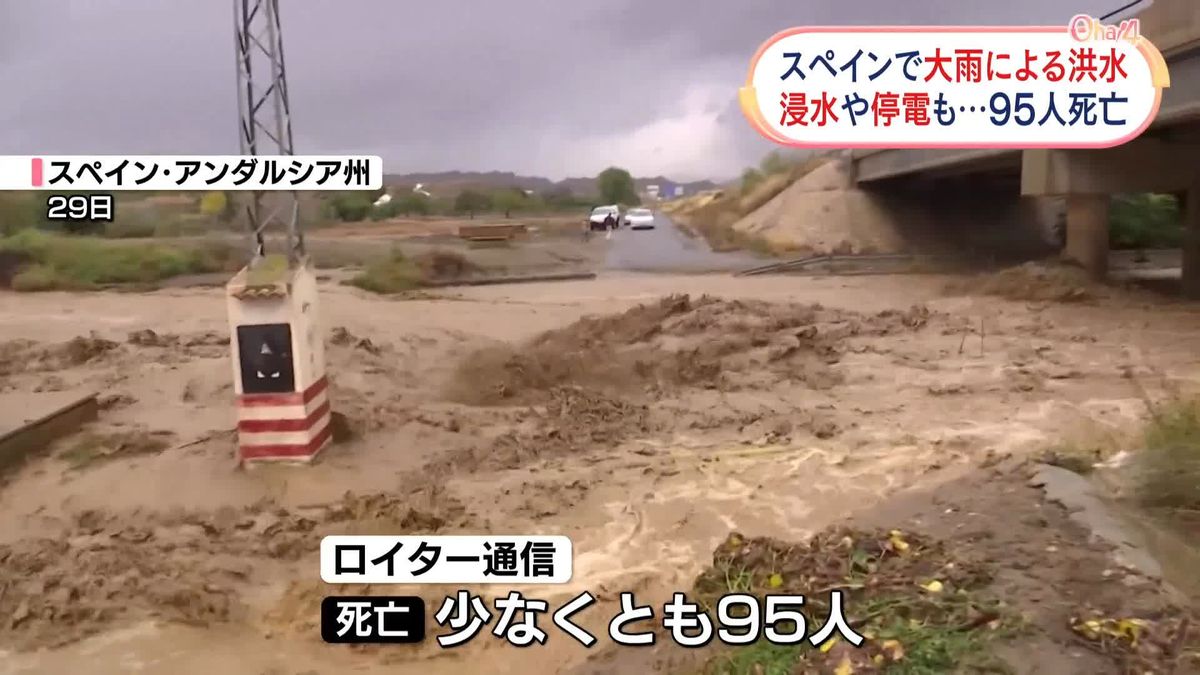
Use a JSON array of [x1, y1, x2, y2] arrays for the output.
[[1184, 183, 1200, 299], [1063, 195, 1109, 280]]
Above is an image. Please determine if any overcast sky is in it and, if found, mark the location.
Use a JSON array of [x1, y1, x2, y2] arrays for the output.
[[0, 1, 1112, 182]]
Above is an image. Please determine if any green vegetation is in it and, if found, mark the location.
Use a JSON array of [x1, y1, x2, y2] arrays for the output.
[[678, 152, 830, 257], [454, 189, 493, 218], [1109, 193, 1181, 249], [345, 247, 478, 294], [695, 529, 1018, 675], [198, 191, 228, 218], [707, 597, 1008, 675], [491, 187, 530, 218], [542, 186, 590, 210], [345, 249, 421, 293], [597, 166, 640, 206], [740, 167, 765, 195], [333, 185, 591, 223], [0, 229, 238, 290], [323, 192, 374, 222], [735, 151, 804, 197], [0, 193, 50, 236], [367, 195, 428, 221], [1134, 395, 1200, 513]]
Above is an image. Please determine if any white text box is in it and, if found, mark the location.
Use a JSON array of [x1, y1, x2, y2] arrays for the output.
[[321, 535, 573, 584], [0, 155, 382, 191]]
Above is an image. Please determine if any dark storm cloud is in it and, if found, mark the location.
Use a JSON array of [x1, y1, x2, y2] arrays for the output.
[[0, 0, 1107, 180]]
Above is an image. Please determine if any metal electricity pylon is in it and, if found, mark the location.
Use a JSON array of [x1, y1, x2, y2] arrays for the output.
[[233, 0, 303, 265]]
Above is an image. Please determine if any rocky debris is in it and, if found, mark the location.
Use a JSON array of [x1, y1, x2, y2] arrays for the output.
[[329, 326, 383, 355], [448, 295, 943, 406], [944, 261, 1098, 303], [0, 333, 120, 376], [0, 492, 468, 652], [127, 329, 228, 349], [58, 429, 176, 469], [429, 387, 654, 474]]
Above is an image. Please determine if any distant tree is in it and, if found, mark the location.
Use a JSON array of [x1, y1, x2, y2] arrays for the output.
[[759, 151, 792, 176], [454, 189, 492, 219], [324, 193, 373, 222], [429, 196, 455, 216], [491, 188, 528, 218], [542, 186, 580, 210], [395, 193, 432, 216], [1110, 193, 1182, 249], [741, 168, 765, 195], [597, 167, 639, 206], [369, 200, 399, 221]]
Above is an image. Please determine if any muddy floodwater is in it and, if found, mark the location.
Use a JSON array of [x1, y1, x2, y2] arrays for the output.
[[1, 269, 1198, 674]]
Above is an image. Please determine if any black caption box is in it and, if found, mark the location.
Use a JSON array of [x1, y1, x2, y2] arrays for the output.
[[321, 596, 425, 644]]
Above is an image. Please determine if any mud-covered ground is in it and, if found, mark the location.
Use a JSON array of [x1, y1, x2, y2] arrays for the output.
[[0, 269, 1198, 674]]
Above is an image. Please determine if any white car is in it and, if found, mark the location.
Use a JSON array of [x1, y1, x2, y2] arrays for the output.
[[588, 205, 620, 231], [623, 208, 655, 230]]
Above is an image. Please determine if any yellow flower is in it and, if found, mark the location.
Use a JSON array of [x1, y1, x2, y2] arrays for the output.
[[881, 639, 905, 661], [920, 580, 944, 593], [768, 573, 784, 588]]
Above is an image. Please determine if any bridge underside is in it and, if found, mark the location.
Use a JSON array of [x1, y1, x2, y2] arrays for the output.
[[853, 148, 1020, 185], [850, 44, 1200, 297]]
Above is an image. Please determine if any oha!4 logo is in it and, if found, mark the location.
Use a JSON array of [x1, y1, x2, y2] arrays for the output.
[[1069, 13, 1141, 43]]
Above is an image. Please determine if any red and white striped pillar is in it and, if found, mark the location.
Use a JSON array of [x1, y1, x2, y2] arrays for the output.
[[226, 261, 332, 464], [236, 374, 332, 461]]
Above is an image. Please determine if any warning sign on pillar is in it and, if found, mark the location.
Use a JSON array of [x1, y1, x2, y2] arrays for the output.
[[227, 263, 332, 463]]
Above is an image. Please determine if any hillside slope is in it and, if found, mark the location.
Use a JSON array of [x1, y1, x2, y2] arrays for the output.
[[731, 160, 906, 254]]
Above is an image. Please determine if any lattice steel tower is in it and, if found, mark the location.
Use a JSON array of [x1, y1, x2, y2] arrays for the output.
[[233, 0, 304, 264]]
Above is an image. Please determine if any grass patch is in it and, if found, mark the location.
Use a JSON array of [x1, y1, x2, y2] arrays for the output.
[[244, 253, 292, 287], [0, 229, 240, 291], [693, 529, 1019, 674], [102, 216, 159, 239], [346, 249, 424, 293], [1134, 396, 1200, 512], [706, 596, 1012, 675], [345, 247, 480, 294]]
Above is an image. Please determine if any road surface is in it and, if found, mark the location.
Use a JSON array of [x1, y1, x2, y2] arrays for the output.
[[603, 211, 762, 273]]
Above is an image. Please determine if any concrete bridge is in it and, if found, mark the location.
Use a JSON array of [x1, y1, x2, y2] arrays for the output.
[[851, 0, 1200, 296]]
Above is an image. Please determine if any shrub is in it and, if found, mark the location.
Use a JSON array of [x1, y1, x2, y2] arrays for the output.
[[1134, 396, 1200, 512], [454, 190, 493, 218], [0, 229, 238, 290], [346, 249, 423, 293], [1110, 193, 1181, 249], [324, 193, 374, 222]]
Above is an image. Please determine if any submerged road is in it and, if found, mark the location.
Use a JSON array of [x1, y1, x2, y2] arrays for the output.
[[602, 212, 763, 273]]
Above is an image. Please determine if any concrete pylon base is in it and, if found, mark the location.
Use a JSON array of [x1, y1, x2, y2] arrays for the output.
[[1183, 186, 1200, 299], [1062, 195, 1110, 280], [226, 258, 332, 464]]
